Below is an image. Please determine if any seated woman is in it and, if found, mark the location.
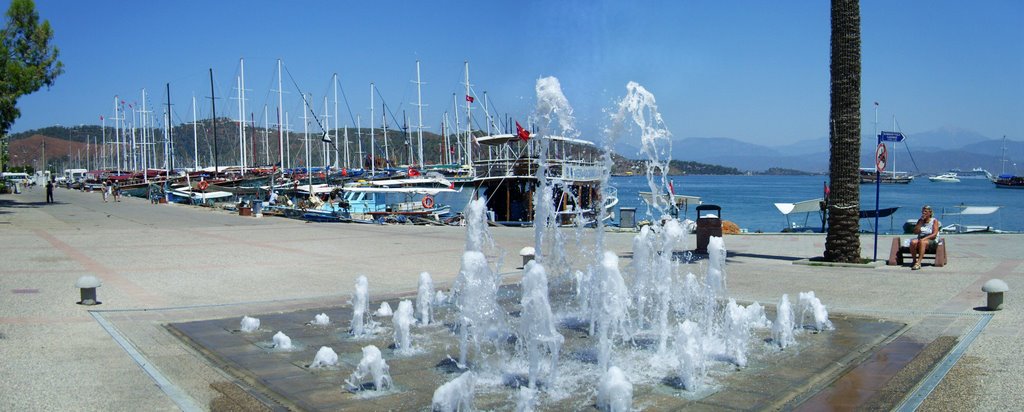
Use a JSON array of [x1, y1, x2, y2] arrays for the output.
[[909, 205, 940, 270]]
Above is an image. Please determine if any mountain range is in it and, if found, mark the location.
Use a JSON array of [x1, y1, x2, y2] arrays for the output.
[[613, 127, 1023, 174]]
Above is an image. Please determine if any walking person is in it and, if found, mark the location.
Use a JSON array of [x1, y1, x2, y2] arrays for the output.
[[45, 180, 54, 203], [113, 181, 121, 202], [909, 205, 940, 270], [102, 180, 110, 202]]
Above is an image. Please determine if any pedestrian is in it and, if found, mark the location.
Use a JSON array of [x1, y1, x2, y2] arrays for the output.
[[113, 182, 121, 202], [102, 181, 110, 202], [909, 205, 940, 270], [45, 180, 54, 203]]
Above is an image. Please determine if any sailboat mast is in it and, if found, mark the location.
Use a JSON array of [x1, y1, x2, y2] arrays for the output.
[[237, 58, 247, 174], [333, 73, 340, 169], [113, 96, 121, 171], [263, 105, 270, 166], [356, 116, 363, 168], [165, 83, 172, 177], [141, 89, 149, 177], [192, 95, 199, 170], [277, 59, 284, 169], [415, 60, 425, 169], [301, 94, 309, 178], [370, 83, 376, 177], [210, 68, 219, 174], [453, 94, 461, 164], [464, 61, 472, 165]]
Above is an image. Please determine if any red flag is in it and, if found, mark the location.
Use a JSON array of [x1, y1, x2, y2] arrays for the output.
[[824, 182, 831, 197], [99, 115, 104, 121], [408, 168, 421, 177], [515, 121, 530, 141], [465, 95, 474, 103], [668, 179, 675, 196]]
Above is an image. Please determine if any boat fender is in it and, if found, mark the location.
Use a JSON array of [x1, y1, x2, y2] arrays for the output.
[[422, 196, 435, 209], [197, 180, 209, 190]]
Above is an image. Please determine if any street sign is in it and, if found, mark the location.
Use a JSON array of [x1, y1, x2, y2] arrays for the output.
[[878, 131, 905, 142], [875, 143, 887, 172]]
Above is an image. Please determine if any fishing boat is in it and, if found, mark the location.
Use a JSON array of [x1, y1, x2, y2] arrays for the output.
[[928, 172, 960, 183], [302, 174, 459, 223], [859, 168, 914, 184]]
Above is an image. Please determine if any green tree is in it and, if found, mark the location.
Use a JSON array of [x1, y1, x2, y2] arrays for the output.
[[824, 0, 862, 262], [0, 0, 62, 172]]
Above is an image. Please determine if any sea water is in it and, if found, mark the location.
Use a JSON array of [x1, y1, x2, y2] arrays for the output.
[[610, 175, 1021, 233]]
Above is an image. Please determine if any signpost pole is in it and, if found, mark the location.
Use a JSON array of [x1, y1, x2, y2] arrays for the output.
[[874, 140, 886, 262]]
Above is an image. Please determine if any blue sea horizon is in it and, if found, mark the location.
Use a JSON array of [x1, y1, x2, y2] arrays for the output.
[[611, 175, 1020, 234]]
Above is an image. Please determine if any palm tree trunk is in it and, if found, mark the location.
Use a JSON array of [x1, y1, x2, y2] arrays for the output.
[[825, 0, 862, 263]]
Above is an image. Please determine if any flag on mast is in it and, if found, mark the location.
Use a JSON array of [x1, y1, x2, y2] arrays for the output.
[[515, 121, 530, 141], [465, 95, 474, 103]]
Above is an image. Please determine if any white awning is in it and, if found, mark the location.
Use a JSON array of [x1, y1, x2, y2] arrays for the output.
[[774, 198, 824, 215]]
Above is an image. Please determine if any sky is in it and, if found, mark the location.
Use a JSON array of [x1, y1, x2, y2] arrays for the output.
[[7, 0, 1023, 147]]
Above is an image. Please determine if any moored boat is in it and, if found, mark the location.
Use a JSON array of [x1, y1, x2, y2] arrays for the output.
[[928, 172, 960, 183]]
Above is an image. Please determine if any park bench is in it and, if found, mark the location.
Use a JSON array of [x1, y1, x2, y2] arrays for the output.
[[886, 237, 947, 268]]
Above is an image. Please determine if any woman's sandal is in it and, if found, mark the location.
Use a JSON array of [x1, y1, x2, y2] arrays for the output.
[[912, 262, 921, 270]]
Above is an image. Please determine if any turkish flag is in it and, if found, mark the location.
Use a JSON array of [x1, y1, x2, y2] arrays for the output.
[[516, 121, 530, 141], [465, 95, 474, 103]]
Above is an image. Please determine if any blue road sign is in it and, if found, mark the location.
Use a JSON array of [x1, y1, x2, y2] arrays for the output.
[[878, 131, 905, 142]]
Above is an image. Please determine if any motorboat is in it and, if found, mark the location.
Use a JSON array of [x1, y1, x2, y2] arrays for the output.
[[928, 172, 960, 183]]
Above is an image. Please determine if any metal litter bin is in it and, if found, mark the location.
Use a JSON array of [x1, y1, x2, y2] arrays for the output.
[[695, 204, 722, 254], [619, 207, 636, 229]]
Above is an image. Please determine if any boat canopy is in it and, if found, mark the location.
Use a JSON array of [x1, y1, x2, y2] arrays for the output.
[[943, 206, 1000, 216], [774, 198, 823, 215], [475, 133, 595, 147]]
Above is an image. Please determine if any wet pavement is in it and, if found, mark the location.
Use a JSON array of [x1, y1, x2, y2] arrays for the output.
[[1, 188, 1021, 411]]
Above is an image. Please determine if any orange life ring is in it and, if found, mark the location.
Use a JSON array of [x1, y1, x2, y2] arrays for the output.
[[197, 180, 209, 190], [421, 196, 435, 209]]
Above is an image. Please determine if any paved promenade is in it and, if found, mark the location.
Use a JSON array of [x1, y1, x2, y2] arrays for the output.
[[0, 187, 1019, 411]]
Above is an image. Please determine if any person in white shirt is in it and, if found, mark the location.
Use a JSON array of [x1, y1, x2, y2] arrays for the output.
[[909, 205, 940, 270]]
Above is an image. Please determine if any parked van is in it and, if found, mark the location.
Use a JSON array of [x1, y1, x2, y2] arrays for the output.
[[1, 172, 31, 184]]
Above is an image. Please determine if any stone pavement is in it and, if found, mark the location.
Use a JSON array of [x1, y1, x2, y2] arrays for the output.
[[0, 187, 1020, 411]]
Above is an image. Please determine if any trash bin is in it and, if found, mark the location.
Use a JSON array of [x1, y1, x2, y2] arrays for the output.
[[252, 200, 263, 217], [695, 204, 722, 254], [619, 207, 636, 229]]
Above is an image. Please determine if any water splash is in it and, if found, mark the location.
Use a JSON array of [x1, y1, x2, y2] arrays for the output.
[[345, 345, 392, 391], [393, 300, 415, 353], [431, 371, 475, 412], [772, 294, 796, 349], [375, 301, 393, 317], [453, 198, 509, 367], [417, 272, 434, 325], [239, 316, 260, 333], [350, 276, 371, 336], [597, 251, 631, 372], [706, 237, 727, 295], [311, 313, 330, 326], [519, 261, 564, 389], [798, 291, 834, 331], [597, 366, 633, 412], [310, 346, 338, 368], [272, 331, 293, 350], [674, 319, 706, 391], [610, 81, 673, 218]]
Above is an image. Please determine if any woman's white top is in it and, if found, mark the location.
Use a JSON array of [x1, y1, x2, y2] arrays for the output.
[[919, 217, 936, 236]]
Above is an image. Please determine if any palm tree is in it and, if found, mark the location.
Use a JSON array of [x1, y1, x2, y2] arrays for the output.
[[824, 0, 862, 263]]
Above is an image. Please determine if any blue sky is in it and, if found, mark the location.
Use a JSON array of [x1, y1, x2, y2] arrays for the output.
[[8, 1, 1023, 146]]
